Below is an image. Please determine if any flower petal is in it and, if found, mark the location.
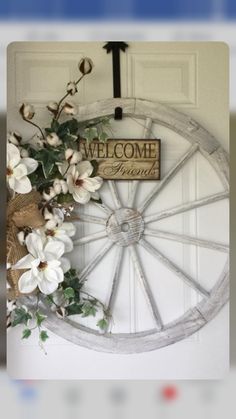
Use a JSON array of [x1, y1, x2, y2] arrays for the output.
[[26, 232, 45, 260], [45, 267, 64, 284], [20, 157, 38, 174], [12, 253, 35, 269], [72, 187, 91, 204], [82, 176, 103, 192], [60, 222, 76, 237], [7, 143, 21, 168], [77, 161, 93, 178], [60, 257, 71, 273], [44, 240, 65, 260], [13, 163, 28, 179], [13, 176, 32, 194], [37, 276, 59, 295], [18, 270, 38, 294]]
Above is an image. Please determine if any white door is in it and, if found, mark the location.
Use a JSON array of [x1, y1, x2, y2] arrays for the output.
[[7, 42, 229, 379]]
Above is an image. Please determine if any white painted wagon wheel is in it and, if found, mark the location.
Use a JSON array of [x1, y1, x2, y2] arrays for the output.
[[37, 98, 229, 353]]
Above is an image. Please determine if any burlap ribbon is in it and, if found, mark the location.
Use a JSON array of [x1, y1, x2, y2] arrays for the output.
[[7, 190, 45, 298]]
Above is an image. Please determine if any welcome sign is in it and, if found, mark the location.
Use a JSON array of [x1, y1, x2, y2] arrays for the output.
[[79, 139, 161, 180]]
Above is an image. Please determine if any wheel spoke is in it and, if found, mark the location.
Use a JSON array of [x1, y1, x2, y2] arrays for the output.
[[129, 244, 163, 330], [138, 144, 198, 213], [92, 201, 112, 215], [108, 180, 122, 209], [140, 238, 210, 298], [144, 191, 229, 224], [128, 117, 153, 208], [78, 240, 114, 281], [72, 214, 107, 225], [73, 230, 107, 245], [144, 228, 229, 253], [104, 246, 124, 332]]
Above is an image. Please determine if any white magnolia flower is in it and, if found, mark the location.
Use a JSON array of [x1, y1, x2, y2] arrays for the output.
[[7, 143, 38, 194], [63, 102, 77, 115], [40, 221, 76, 253], [78, 57, 94, 75], [65, 148, 82, 165], [8, 131, 22, 146], [47, 101, 59, 116], [19, 103, 35, 120], [12, 232, 70, 295], [66, 161, 103, 204], [46, 132, 62, 147], [67, 81, 78, 95], [53, 178, 68, 195]]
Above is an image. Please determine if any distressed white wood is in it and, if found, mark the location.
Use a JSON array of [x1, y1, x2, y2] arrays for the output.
[[144, 228, 229, 253], [73, 214, 107, 226], [105, 246, 124, 332], [129, 244, 163, 330], [108, 180, 122, 209], [144, 191, 229, 224], [138, 144, 198, 213], [106, 208, 144, 247], [139, 238, 210, 298], [92, 201, 112, 215], [78, 241, 114, 282], [73, 230, 107, 245]]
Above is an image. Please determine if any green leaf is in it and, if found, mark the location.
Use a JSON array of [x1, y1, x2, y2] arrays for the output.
[[81, 301, 97, 318], [97, 318, 108, 331], [83, 127, 98, 143], [63, 287, 75, 299], [99, 131, 109, 142], [66, 303, 83, 316], [11, 307, 32, 327], [22, 329, 31, 339], [35, 148, 60, 178], [40, 331, 49, 342], [57, 192, 74, 204], [35, 311, 47, 327]]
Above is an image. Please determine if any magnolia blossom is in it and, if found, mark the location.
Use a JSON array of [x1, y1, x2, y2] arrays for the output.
[[78, 57, 94, 75], [19, 103, 35, 120], [13, 232, 70, 295], [39, 220, 76, 253], [65, 148, 82, 165], [46, 132, 62, 147], [67, 81, 78, 95], [63, 102, 77, 115], [7, 143, 38, 194], [66, 161, 103, 204], [8, 131, 22, 146]]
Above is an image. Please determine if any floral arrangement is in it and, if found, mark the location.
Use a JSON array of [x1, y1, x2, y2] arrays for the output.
[[7, 57, 111, 349]]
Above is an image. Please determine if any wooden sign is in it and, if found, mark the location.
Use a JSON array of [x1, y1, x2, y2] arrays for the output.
[[79, 139, 161, 180]]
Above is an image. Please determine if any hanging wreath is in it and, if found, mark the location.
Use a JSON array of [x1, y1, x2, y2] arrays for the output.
[[7, 57, 112, 349]]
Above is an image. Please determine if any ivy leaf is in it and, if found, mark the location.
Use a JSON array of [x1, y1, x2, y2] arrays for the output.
[[40, 331, 49, 342], [57, 192, 74, 205], [11, 307, 32, 327], [97, 318, 108, 331], [35, 311, 47, 327], [99, 131, 109, 142], [63, 287, 75, 299], [66, 303, 83, 316], [83, 127, 98, 143], [35, 148, 60, 178], [22, 329, 31, 339], [81, 301, 97, 318]]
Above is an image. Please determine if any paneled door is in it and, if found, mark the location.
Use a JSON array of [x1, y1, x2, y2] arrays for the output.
[[7, 42, 229, 379]]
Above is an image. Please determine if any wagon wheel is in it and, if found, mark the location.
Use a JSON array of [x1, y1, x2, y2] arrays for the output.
[[38, 98, 229, 353]]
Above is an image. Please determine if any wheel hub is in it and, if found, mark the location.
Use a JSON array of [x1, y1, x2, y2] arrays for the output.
[[106, 207, 144, 246]]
